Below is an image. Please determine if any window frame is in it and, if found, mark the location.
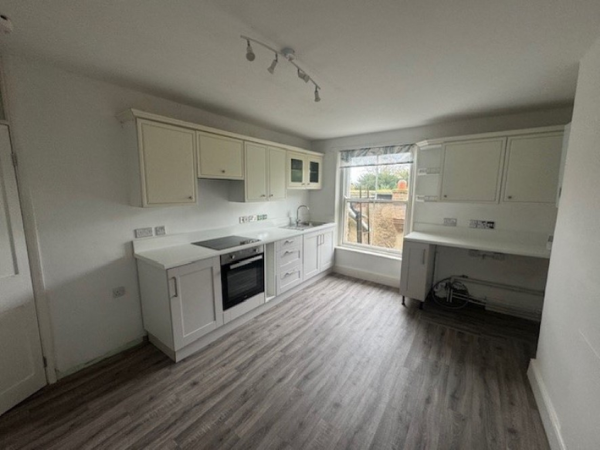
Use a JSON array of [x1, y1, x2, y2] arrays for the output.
[[338, 159, 414, 257]]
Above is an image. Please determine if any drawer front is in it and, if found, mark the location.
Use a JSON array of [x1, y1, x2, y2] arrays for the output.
[[277, 263, 303, 294], [276, 236, 302, 251], [278, 247, 302, 270]]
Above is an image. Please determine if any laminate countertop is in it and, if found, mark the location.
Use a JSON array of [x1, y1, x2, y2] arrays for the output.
[[404, 230, 551, 259], [134, 223, 335, 270]]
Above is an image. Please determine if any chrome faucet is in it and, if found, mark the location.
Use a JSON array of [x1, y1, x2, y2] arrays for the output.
[[296, 205, 310, 226]]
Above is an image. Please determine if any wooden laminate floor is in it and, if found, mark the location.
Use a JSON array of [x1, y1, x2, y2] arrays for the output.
[[0, 274, 549, 450]]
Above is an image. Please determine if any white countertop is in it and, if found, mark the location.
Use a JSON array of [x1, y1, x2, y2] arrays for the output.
[[404, 230, 551, 259], [134, 223, 335, 270]]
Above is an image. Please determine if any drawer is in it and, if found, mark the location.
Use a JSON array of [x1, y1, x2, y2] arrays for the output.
[[278, 247, 302, 270], [276, 236, 302, 251], [278, 263, 303, 294]]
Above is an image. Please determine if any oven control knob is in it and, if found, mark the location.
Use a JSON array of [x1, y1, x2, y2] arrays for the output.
[[230, 255, 235, 260], [253, 249, 258, 253]]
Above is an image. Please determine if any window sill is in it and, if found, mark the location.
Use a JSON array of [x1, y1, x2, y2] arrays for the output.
[[336, 245, 402, 261]]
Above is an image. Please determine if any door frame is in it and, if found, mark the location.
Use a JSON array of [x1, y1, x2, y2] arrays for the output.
[[0, 56, 57, 384]]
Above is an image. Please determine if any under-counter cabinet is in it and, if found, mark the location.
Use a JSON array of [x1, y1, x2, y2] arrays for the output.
[[232, 143, 286, 202], [275, 236, 304, 294], [304, 228, 335, 280], [440, 138, 505, 203], [399, 241, 434, 306], [287, 152, 323, 189], [127, 119, 197, 207], [137, 257, 223, 360], [502, 133, 563, 203], [197, 132, 244, 180]]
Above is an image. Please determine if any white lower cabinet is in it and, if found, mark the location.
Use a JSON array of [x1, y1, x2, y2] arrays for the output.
[[399, 240, 434, 303], [303, 228, 335, 281], [137, 257, 223, 358], [275, 239, 303, 294]]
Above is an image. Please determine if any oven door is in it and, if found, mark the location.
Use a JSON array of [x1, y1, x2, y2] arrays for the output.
[[221, 253, 265, 311]]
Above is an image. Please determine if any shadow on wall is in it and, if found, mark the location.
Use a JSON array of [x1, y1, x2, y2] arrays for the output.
[[45, 253, 145, 378]]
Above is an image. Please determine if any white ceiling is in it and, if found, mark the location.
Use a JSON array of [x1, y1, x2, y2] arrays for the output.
[[1, 1, 600, 140]]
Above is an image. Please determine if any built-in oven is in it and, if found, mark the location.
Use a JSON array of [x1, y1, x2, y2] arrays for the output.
[[221, 245, 265, 311]]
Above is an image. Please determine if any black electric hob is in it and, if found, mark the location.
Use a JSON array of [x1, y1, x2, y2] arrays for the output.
[[192, 235, 261, 251]]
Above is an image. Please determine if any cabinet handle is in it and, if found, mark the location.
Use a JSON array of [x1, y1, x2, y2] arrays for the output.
[[283, 250, 295, 255], [170, 277, 178, 298], [443, 194, 447, 198], [221, 169, 226, 173], [284, 240, 294, 244], [507, 195, 513, 199], [422, 249, 426, 265], [188, 196, 193, 200], [260, 194, 266, 197], [284, 269, 298, 277], [269, 194, 273, 197]]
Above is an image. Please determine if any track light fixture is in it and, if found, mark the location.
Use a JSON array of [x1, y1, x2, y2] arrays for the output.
[[240, 35, 322, 102], [267, 54, 278, 74], [245, 40, 255, 61]]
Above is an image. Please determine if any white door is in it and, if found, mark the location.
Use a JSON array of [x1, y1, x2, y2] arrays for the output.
[[245, 143, 268, 201], [197, 132, 244, 180], [0, 125, 46, 415], [138, 120, 197, 206], [319, 230, 335, 271], [306, 155, 323, 189], [502, 133, 563, 203], [399, 241, 433, 301], [440, 138, 505, 202], [287, 153, 306, 188], [268, 147, 286, 200], [303, 232, 320, 280], [168, 257, 223, 351]]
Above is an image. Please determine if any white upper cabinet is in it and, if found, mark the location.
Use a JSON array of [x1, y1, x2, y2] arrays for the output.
[[245, 143, 269, 201], [502, 133, 563, 204], [237, 143, 287, 202], [287, 152, 323, 190], [440, 138, 506, 203], [268, 147, 287, 200], [197, 132, 244, 180], [136, 119, 197, 207]]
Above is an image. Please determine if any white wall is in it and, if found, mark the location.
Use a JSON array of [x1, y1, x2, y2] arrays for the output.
[[311, 107, 572, 290], [3, 55, 310, 377], [529, 35, 600, 449]]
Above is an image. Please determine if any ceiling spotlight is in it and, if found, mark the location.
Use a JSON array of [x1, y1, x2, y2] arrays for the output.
[[246, 40, 255, 61], [240, 35, 322, 102], [267, 54, 278, 74], [297, 69, 310, 83]]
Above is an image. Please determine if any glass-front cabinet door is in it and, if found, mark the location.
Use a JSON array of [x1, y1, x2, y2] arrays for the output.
[[287, 152, 306, 188], [307, 156, 322, 189]]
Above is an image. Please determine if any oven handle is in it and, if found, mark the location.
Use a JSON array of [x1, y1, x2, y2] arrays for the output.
[[229, 255, 264, 270]]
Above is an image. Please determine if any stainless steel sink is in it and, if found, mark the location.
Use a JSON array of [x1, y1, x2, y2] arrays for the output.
[[280, 221, 329, 231]]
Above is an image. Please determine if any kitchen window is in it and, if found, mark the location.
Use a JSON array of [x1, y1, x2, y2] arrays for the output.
[[340, 144, 415, 255]]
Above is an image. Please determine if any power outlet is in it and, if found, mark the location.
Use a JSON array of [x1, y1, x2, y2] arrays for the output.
[[112, 286, 126, 298], [134, 227, 153, 238], [258, 214, 268, 221], [443, 218, 457, 227], [155, 225, 166, 236], [469, 220, 495, 230]]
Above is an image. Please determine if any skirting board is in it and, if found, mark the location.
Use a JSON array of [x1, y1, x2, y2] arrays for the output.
[[527, 359, 566, 450], [334, 264, 400, 288]]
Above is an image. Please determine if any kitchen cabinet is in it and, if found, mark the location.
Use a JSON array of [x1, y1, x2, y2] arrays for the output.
[[399, 240, 434, 305], [197, 132, 243, 180], [440, 138, 505, 203], [275, 238, 303, 294], [287, 152, 323, 190], [501, 132, 563, 204], [137, 257, 223, 360], [232, 143, 287, 202], [128, 119, 197, 207], [303, 227, 335, 281]]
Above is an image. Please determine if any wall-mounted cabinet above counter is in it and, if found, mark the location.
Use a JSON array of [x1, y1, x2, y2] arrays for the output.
[[118, 109, 324, 207], [415, 125, 566, 206]]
